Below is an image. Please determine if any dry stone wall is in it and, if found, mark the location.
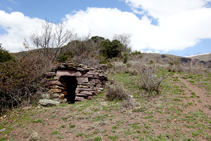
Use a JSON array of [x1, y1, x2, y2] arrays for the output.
[[43, 62, 107, 104]]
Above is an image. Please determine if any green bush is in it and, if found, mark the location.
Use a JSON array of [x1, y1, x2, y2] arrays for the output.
[[91, 36, 105, 43], [123, 53, 128, 64], [101, 39, 121, 59], [150, 60, 154, 64], [57, 54, 68, 62], [130, 51, 142, 56], [0, 44, 13, 63]]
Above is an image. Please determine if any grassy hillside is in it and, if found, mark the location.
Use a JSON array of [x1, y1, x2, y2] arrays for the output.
[[0, 61, 211, 141]]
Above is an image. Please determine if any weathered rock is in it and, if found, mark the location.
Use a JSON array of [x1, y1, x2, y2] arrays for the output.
[[53, 76, 60, 80], [96, 88, 104, 91], [62, 91, 67, 95], [76, 93, 90, 97], [78, 82, 95, 86], [47, 81, 62, 86], [80, 91, 92, 95], [77, 77, 88, 83], [49, 86, 64, 90], [59, 94, 65, 99], [87, 74, 93, 78], [87, 71, 99, 75], [77, 85, 89, 88], [60, 98, 67, 103], [41, 94, 50, 99], [76, 88, 92, 91], [49, 89, 62, 93], [87, 96, 93, 100], [39, 99, 60, 106], [75, 97, 85, 101], [51, 93, 60, 99], [89, 79, 102, 84], [56, 70, 82, 77]]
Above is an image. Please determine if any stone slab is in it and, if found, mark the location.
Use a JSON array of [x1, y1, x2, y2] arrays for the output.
[[49, 89, 62, 93], [75, 97, 85, 101], [80, 91, 92, 95], [47, 81, 63, 86], [39, 99, 60, 106], [77, 77, 88, 83], [56, 70, 82, 77]]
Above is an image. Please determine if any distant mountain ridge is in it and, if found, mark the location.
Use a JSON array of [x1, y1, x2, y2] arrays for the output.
[[187, 53, 211, 62]]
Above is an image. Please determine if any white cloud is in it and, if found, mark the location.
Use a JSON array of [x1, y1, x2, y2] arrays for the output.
[[125, 0, 211, 18], [0, 10, 43, 52], [0, 2, 211, 53]]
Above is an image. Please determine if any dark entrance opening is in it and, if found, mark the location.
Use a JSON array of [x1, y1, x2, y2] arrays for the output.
[[60, 76, 78, 104]]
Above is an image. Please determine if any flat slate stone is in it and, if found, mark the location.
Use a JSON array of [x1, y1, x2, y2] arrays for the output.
[[87, 71, 99, 75], [76, 88, 92, 91], [80, 91, 92, 95], [76, 93, 90, 97], [77, 77, 88, 83], [49, 89, 62, 93], [75, 97, 85, 101], [41, 94, 50, 99], [47, 81, 63, 86], [39, 99, 60, 106], [56, 70, 82, 77]]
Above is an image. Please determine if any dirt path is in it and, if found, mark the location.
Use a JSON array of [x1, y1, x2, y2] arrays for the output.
[[175, 74, 211, 116]]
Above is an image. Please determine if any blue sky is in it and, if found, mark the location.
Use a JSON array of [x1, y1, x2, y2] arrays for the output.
[[0, 0, 211, 57]]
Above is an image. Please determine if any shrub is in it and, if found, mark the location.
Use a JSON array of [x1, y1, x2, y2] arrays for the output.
[[0, 52, 52, 114], [113, 62, 127, 73], [105, 83, 129, 101], [101, 39, 121, 58], [150, 60, 154, 64], [123, 53, 128, 64], [73, 52, 105, 69], [120, 98, 135, 110], [168, 59, 183, 73], [127, 68, 139, 75], [136, 65, 168, 95], [130, 51, 142, 56], [129, 51, 143, 61], [0, 44, 13, 63], [57, 54, 68, 62]]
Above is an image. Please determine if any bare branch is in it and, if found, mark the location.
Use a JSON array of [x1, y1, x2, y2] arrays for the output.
[[113, 33, 132, 53], [30, 20, 74, 62]]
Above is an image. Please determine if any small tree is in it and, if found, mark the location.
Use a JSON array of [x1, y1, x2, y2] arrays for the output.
[[0, 43, 13, 63], [30, 20, 74, 62], [112, 33, 132, 53], [91, 36, 105, 43], [101, 39, 121, 58]]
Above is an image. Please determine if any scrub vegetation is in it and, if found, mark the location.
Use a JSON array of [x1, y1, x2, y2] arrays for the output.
[[0, 20, 211, 141]]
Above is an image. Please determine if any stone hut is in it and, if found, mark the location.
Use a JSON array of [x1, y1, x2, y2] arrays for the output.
[[43, 62, 107, 104]]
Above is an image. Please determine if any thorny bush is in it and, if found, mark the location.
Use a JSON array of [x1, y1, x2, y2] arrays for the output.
[[0, 52, 52, 114]]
